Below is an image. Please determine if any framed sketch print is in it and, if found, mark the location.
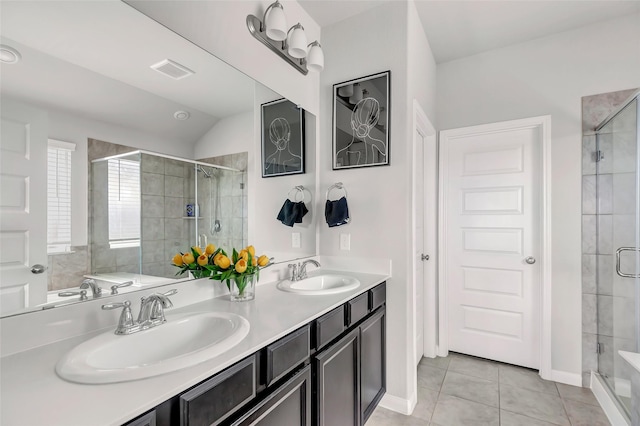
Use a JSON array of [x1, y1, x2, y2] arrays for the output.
[[333, 71, 390, 170], [261, 98, 305, 177]]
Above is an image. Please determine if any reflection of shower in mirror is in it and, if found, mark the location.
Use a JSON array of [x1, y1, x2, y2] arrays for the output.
[[197, 165, 222, 235]]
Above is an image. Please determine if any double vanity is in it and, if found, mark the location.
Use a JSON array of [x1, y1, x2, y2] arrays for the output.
[[0, 263, 389, 426]]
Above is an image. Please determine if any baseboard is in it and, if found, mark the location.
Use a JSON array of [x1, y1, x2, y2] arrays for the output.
[[550, 369, 582, 386], [591, 371, 630, 426], [378, 391, 417, 416]]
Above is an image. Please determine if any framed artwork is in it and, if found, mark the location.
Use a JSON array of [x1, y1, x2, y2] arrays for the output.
[[261, 98, 305, 177], [333, 71, 390, 170]]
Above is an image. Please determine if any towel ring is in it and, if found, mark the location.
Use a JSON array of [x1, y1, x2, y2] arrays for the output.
[[326, 182, 348, 201], [288, 185, 305, 202]]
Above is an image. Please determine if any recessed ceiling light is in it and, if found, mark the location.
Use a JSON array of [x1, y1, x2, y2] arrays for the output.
[[0, 45, 21, 64], [174, 111, 190, 121]]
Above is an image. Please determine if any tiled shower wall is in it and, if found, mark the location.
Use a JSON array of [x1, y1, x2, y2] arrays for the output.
[[50, 142, 248, 289], [581, 88, 638, 387], [197, 152, 248, 252]]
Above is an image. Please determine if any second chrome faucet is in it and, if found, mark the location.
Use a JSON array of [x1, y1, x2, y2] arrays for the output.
[[102, 289, 177, 335], [288, 259, 321, 281]]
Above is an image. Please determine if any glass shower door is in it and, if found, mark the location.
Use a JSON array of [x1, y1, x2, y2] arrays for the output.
[[596, 96, 639, 415]]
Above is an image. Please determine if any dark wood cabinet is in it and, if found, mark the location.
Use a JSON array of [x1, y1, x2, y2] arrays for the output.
[[313, 328, 361, 426], [313, 305, 386, 426], [123, 282, 386, 426]]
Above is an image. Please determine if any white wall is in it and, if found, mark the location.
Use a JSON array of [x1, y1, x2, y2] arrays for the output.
[[48, 107, 186, 247], [126, 0, 321, 116], [251, 84, 318, 262], [319, 1, 437, 408], [436, 13, 640, 377], [407, 1, 438, 126], [194, 110, 254, 159]]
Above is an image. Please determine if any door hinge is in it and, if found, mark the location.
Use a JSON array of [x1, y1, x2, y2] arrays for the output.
[[597, 342, 603, 354], [240, 183, 245, 189]]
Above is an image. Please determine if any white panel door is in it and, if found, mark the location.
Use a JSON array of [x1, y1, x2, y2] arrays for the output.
[[0, 100, 48, 315], [441, 120, 541, 369]]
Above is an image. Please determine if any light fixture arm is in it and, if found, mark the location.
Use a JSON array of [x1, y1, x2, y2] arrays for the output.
[[260, 0, 281, 33], [247, 14, 309, 75]]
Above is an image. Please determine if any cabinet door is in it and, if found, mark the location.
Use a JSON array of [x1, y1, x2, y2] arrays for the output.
[[231, 365, 311, 426], [314, 328, 360, 426], [360, 307, 386, 424]]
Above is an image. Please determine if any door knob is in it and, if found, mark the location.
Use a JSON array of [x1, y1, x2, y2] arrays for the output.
[[30, 264, 47, 274], [421, 254, 430, 261], [524, 256, 536, 265]]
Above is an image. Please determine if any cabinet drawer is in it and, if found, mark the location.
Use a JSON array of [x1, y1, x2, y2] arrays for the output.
[[180, 355, 257, 426], [314, 305, 345, 350], [345, 293, 369, 327], [369, 283, 386, 311], [265, 324, 310, 386], [124, 410, 156, 426]]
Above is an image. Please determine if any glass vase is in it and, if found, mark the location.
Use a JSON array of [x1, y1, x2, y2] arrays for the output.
[[230, 273, 256, 302], [189, 269, 211, 279]]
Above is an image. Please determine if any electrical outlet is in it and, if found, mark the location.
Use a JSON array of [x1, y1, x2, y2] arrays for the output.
[[292, 232, 301, 248], [340, 233, 351, 251]]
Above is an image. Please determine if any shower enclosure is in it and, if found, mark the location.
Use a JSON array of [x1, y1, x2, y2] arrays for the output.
[[90, 151, 247, 282], [594, 91, 639, 416]]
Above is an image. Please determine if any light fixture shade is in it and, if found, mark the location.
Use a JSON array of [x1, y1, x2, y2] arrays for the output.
[[307, 42, 324, 72], [349, 84, 363, 104], [338, 84, 354, 97], [265, 1, 287, 41], [287, 24, 308, 59]]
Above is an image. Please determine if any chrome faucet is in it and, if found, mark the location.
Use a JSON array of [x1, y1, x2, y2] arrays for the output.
[[138, 291, 175, 325], [80, 278, 103, 298], [102, 289, 177, 335], [288, 259, 321, 281]]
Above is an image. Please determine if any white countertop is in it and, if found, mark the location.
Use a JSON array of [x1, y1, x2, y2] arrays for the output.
[[0, 269, 389, 426]]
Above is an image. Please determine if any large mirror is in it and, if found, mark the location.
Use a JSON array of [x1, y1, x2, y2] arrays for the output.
[[0, 1, 317, 317]]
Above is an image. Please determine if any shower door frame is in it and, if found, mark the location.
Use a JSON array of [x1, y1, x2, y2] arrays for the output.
[[594, 91, 640, 416]]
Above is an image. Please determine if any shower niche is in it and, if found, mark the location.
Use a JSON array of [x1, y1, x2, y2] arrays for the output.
[[90, 148, 247, 284]]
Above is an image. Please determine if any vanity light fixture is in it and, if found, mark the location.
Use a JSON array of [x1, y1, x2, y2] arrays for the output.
[[246, 1, 324, 75], [0, 44, 21, 64]]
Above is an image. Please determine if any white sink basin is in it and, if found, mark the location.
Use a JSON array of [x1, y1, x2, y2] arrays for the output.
[[277, 274, 360, 295], [56, 311, 250, 384]]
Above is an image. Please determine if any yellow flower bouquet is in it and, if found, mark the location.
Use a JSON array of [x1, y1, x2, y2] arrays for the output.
[[171, 244, 219, 279], [209, 245, 272, 301], [171, 244, 272, 301]]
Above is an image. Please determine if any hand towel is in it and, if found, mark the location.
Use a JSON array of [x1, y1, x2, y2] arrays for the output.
[[325, 196, 350, 227], [277, 199, 308, 227]]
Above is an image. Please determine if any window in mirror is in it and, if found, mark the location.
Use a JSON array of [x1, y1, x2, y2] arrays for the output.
[[107, 157, 141, 249], [47, 139, 75, 254]]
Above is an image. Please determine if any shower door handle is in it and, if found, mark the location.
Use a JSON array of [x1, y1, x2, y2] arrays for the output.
[[615, 247, 640, 278]]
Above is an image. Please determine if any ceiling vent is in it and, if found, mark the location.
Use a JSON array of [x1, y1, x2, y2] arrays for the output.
[[150, 59, 195, 80]]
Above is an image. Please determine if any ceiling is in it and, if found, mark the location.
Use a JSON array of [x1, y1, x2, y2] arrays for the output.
[[298, 0, 640, 63], [0, 1, 255, 144]]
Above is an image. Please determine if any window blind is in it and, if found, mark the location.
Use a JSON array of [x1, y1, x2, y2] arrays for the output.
[[108, 158, 141, 248], [47, 140, 75, 253]]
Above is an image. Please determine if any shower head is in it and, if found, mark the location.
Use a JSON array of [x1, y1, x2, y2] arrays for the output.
[[197, 165, 213, 178]]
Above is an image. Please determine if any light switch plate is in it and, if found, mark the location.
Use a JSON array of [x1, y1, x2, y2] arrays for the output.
[[292, 232, 301, 248], [340, 233, 350, 251]]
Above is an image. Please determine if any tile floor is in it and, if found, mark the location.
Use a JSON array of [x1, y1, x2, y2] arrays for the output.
[[367, 352, 611, 426]]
